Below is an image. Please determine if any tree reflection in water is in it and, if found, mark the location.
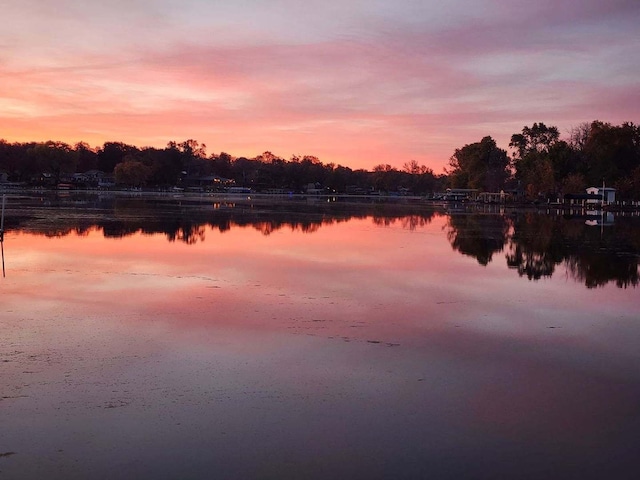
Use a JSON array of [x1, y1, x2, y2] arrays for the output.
[[4, 195, 438, 244], [438, 210, 639, 288], [3, 194, 639, 288], [505, 214, 566, 280], [445, 214, 510, 266], [449, 211, 640, 288]]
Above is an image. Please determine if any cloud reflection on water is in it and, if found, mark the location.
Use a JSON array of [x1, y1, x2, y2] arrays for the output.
[[2, 196, 640, 478], [6, 195, 639, 288]]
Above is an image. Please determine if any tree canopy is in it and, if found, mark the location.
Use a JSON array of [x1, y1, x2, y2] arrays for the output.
[[1, 118, 638, 199], [0, 140, 442, 195], [447, 136, 509, 191], [509, 121, 640, 199]]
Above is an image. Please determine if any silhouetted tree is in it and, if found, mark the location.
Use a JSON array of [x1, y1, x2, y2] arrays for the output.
[[114, 158, 151, 187], [211, 152, 234, 179], [448, 136, 509, 191], [28, 141, 77, 184], [98, 142, 139, 173], [510, 123, 562, 198], [74, 142, 98, 172], [581, 121, 640, 186]]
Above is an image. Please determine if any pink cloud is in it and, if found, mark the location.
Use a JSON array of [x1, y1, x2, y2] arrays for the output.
[[1, 1, 637, 171]]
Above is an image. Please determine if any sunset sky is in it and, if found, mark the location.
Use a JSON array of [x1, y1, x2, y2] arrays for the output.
[[1, 0, 638, 172]]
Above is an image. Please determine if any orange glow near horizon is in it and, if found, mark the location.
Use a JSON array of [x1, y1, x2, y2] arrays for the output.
[[2, 2, 637, 173], [0, 112, 449, 172]]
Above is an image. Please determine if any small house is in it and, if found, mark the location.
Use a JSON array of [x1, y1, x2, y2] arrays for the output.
[[585, 187, 616, 205]]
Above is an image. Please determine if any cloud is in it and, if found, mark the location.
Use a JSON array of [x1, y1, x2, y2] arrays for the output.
[[0, 0, 638, 170]]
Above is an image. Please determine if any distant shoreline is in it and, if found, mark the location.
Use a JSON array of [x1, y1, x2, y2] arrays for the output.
[[1, 186, 639, 214]]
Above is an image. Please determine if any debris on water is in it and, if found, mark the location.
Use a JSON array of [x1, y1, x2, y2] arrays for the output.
[[367, 340, 381, 344], [0, 452, 17, 458]]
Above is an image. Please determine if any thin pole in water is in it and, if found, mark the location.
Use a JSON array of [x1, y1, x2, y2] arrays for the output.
[[0, 194, 5, 235], [1, 195, 5, 277]]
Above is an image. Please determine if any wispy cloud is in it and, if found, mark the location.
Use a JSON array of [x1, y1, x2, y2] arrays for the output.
[[1, 0, 638, 170]]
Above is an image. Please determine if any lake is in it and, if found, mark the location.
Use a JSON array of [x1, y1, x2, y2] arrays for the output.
[[1, 193, 639, 479]]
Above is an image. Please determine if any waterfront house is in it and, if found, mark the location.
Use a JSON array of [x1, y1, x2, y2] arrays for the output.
[[564, 187, 616, 207], [585, 187, 616, 204]]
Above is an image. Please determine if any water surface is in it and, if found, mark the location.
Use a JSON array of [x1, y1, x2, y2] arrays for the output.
[[1, 195, 639, 479]]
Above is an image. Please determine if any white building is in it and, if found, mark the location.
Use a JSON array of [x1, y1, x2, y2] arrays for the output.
[[585, 187, 616, 204]]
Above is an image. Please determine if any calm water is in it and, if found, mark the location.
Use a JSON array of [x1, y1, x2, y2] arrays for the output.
[[1, 194, 639, 479]]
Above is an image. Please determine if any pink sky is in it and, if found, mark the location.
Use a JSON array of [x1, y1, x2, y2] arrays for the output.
[[1, 0, 638, 171]]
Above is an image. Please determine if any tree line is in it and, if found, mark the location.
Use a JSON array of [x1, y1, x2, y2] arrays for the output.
[[0, 139, 442, 195], [447, 120, 640, 200], [1, 119, 638, 198]]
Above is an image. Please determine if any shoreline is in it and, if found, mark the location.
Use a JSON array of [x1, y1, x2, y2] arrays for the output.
[[2, 186, 640, 216]]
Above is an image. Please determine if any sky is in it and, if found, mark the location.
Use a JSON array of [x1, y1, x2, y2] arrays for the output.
[[1, 0, 639, 172]]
